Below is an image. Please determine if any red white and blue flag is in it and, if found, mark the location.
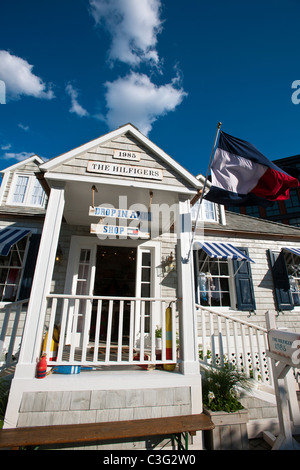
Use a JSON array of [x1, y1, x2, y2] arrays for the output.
[[205, 131, 299, 207]]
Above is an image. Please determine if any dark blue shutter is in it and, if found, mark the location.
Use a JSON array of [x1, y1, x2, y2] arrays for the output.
[[233, 248, 256, 311], [18, 234, 41, 300], [268, 249, 293, 311]]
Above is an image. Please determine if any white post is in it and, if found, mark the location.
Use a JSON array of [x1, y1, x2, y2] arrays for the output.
[[15, 182, 65, 378], [264, 311, 300, 450], [176, 198, 200, 375]]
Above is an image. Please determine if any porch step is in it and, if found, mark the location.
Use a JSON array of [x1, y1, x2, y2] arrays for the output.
[[240, 386, 294, 439], [240, 387, 277, 439]]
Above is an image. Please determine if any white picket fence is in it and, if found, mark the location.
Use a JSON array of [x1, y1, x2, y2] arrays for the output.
[[42, 294, 177, 368], [0, 297, 278, 386], [196, 304, 273, 387], [0, 299, 29, 370]]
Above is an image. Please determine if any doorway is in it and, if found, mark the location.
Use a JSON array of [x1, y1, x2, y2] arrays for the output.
[[90, 246, 137, 343]]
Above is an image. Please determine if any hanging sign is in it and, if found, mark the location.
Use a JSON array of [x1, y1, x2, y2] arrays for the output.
[[90, 223, 150, 239], [89, 206, 151, 221], [113, 150, 141, 161], [87, 161, 163, 180]]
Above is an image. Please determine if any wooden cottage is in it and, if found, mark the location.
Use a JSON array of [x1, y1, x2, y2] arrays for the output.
[[1, 123, 300, 448]]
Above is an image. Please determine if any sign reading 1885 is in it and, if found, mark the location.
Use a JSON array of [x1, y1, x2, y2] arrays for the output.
[[113, 150, 141, 161]]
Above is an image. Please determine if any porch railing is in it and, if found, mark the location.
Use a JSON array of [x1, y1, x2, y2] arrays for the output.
[[43, 294, 178, 368], [196, 304, 273, 387], [0, 299, 29, 371]]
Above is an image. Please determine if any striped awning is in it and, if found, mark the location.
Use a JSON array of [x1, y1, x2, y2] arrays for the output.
[[282, 247, 300, 257], [0, 227, 31, 256], [194, 241, 254, 263]]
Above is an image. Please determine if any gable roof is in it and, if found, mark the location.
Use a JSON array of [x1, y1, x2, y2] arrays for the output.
[[40, 123, 201, 190], [204, 210, 300, 240], [1, 154, 44, 174]]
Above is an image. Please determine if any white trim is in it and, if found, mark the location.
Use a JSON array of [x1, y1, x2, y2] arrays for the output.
[[0, 171, 10, 205], [64, 236, 161, 297], [7, 172, 47, 208], [1, 155, 44, 174], [64, 236, 161, 347], [40, 124, 201, 190], [44, 171, 197, 195]]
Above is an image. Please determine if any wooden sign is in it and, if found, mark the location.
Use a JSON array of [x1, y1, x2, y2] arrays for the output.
[[87, 161, 163, 180], [267, 329, 300, 362], [90, 224, 150, 239], [89, 206, 151, 221], [113, 150, 141, 161]]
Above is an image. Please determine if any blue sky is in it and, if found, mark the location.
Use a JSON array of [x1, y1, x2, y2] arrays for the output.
[[1, 0, 300, 178]]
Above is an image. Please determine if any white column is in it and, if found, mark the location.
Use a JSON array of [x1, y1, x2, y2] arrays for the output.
[[15, 182, 65, 378], [176, 198, 200, 375]]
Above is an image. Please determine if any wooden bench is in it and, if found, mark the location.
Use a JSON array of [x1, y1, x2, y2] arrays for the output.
[[0, 413, 214, 450]]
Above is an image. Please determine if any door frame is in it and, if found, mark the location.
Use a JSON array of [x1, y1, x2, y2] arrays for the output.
[[64, 236, 161, 346]]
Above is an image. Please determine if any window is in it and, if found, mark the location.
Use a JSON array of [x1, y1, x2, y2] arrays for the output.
[[0, 237, 28, 301], [197, 252, 230, 307], [31, 178, 46, 206], [191, 199, 218, 223], [9, 174, 46, 207], [140, 251, 152, 333], [282, 250, 300, 307], [268, 249, 300, 311], [13, 176, 29, 203], [196, 247, 256, 311], [76, 249, 91, 296]]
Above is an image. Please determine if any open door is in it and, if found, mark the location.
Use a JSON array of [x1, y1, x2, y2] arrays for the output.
[[90, 246, 137, 343]]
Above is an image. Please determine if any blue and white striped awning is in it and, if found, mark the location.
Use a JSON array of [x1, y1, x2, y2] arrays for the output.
[[282, 247, 300, 257], [0, 227, 31, 256], [194, 241, 254, 263]]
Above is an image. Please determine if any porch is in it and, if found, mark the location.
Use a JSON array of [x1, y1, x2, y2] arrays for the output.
[[1, 295, 178, 371], [43, 294, 178, 369]]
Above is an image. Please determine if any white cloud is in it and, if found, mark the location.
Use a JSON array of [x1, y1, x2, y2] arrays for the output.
[[89, 0, 162, 66], [1, 144, 12, 151], [104, 72, 187, 135], [2, 151, 35, 162], [65, 83, 89, 117], [18, 123, 29, 131], [0, 50, 54, 100]]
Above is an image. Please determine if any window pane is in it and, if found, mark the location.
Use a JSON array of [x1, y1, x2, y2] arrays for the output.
[[31, 179, 46, 206], [141, 283, 150, 297], [142, 268, 151, 282], [13, 176, 29, 203], [142, 252, 151, 266], [220, 261, 229, 276]]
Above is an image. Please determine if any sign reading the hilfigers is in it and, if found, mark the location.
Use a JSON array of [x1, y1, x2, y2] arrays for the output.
[[87, 161, 163, 180]]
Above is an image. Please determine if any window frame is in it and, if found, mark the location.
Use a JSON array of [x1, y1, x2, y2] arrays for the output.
[[195, 251, 236, 309], [8, 173, 46, 208], [191, 199, 218, 223], [283, 251, 300, 308], [0, 235, 30, 304]]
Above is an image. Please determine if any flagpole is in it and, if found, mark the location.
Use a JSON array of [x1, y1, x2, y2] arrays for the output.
[[187, 121, 222, 261]]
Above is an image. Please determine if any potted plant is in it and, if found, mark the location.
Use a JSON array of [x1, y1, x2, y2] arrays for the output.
[[155, 327, 162, 349], [201, 365, 251, 450]]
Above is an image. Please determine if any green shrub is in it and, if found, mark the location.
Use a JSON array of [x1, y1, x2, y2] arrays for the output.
[[0, 376, 12, 428], [201, 365, 251, 413]]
